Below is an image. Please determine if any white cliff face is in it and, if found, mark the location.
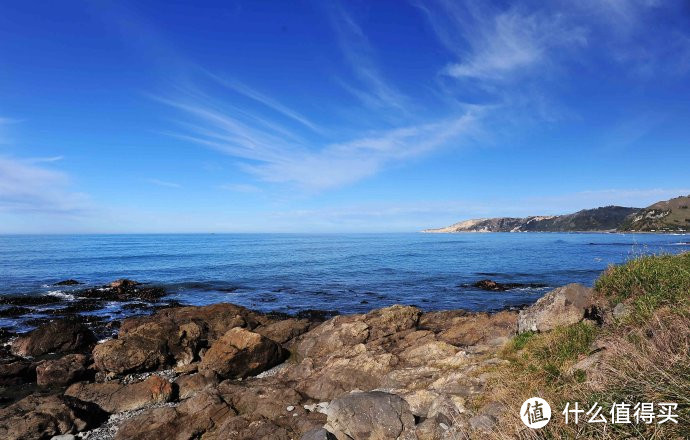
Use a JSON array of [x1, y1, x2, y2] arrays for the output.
[[422, 206, 644, 233]]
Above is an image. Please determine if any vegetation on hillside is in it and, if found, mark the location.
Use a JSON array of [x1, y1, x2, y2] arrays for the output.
[[618, 195, 690, 232], [481, 253, 690, 439]]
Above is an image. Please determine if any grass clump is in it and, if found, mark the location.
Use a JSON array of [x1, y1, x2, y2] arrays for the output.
[[595, 252, 690, 321], [480, 254, 690, 439]]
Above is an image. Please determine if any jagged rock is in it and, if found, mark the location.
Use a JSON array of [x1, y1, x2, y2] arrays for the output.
[[438, 311, 517, 346], [518, 284, 593, 333], [363, 305, 421, 340], [0, 358, 34, 385], [0, 395, 107, 440], [256, 318, 312, 344], [199, 327, 284, 379], [472, 279, 546, 291], [92, 331, 169, 375], [174, 370, 218, 400], [65, 375, 173, 413], [54, 280, 81, 286], [93, 303, 266, 374], [427, 394, 466, 426], [325, 391, 415, 440], [218, 380, 304, 419], [11, 320, 96, 357], [301, 428, 337, 440], [399, 341, 459, 366], [114, 390, 235, 440], [295, 316, 370, 360], [36, 354, 89, 386], [297, 350, 398, 400]]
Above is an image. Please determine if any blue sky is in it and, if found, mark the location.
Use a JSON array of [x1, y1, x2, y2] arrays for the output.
[[1, 0, 689, 233]]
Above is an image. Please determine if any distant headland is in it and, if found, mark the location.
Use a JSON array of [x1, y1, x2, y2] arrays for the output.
[[424, 195, 690, 233]]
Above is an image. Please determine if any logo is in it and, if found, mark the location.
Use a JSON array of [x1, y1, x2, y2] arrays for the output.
[[521, 397, 551, 429]]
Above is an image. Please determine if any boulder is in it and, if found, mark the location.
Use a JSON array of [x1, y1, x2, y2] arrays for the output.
[[93, 303, 266, 374], [114, 390, 235, 440], [218, 380, 304, 420], [472, 280, 547, 291], [36, 354, 89, 386], [0, 395, 107, 440], [54, 279, 81, 286], [200, 327, 284, 379], [65, 375, 173, 413], [11, 320, 96, 357], [301, 428, 337, 440], [297, 351, 398, 401], [0, 358, 34, 385], [256, 318, 312, 344], [92, 332, 169, 375], [174, 371, 218, 400], [325, 391, 415, 440], [518, 284, 593, 333], [438, 311, 517, 346], [363, 305, 421, 340], [295, 316, 370, 360]]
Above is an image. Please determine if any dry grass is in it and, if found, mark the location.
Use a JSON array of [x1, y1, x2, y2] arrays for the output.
[[471, 253, 690, 439]]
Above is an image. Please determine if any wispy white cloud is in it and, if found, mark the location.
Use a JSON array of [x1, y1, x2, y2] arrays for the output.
[[148, 178, 182, 188], [416, 1, 586, 82], [165, 89, 480, 190], [328, 4, 408, 111], [0, 156, 89, 214], [204, 73, 324, 134]]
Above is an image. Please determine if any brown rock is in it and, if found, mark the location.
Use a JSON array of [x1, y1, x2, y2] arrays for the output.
[[438, 311, 517, 346], [0, 358, 34, 385], [518, 284, 593, 333], [301, 428, 337, 440], [36, 354, 89, 386], [11, 320, 95, 357], [92, 332, 169, 375], [174, 371, 218, 400], [363, 305, 421, 340], [256, 318, 312, 344], [115, 390, 235, 440], [218, 380, 303, 420], [0, 394, 107, 440], [297, 351, 398, 401], [199, 327, 284, 379], [65, 375, 173, 413], [325, 391, 415, 440], [295, 315, 370, 360], [94, 303, 266, 375]]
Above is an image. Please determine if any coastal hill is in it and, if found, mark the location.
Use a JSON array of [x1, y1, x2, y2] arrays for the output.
[[424, 206, 641, 233], [618, 194, 690, 232], [424, 195, 690, 233]]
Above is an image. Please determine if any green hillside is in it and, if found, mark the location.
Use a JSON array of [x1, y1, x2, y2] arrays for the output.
[[618, 195, 690, 232]]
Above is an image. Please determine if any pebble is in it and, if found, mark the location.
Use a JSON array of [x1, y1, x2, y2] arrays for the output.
[[286, 405, 295, 412]]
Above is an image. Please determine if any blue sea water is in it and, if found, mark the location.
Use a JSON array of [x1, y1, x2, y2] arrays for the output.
[[1, 233, 688, 331]]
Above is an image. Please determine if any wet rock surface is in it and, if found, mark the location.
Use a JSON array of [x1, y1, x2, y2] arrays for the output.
[[0, 283, 595, 440], [10, 320, 96, 357], [470, 279, 548, 291]]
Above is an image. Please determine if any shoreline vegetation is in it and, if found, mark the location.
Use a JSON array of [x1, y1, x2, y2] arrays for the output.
[[424, 195, 690, 234], [0, 253, 687, 439]]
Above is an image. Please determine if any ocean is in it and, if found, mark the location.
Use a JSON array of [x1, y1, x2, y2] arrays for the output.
[[1, 233, 688, 332]]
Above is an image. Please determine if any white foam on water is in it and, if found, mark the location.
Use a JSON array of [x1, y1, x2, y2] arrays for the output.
[[45, 290, 76, 301]]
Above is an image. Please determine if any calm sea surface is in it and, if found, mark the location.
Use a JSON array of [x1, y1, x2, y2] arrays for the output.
[[1, 233, 688, 331]]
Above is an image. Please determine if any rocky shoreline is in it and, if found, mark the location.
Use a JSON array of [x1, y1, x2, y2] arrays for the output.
[[0, 278, 600, 439]]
